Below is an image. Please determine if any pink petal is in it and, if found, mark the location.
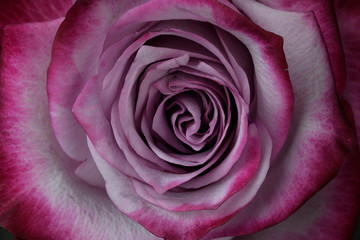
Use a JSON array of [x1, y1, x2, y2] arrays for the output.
[[231, 148, 360, 240], [111, 0, 294, 163], [335, 0, 360, 146], [111, 18, 250, 98], [199, 1, 357, 237], [256, 0, 347, 96], [131, 124, 261, 212], [107, 37, 249, 191], [74, 157, 106, 189], [101, 23, 220, 118], [215, 27, 253, 105], [119, 45, 238, 165], [115, 49, 197, 169], [142, 71, 230, 166], [0, 19, 157, 240], [72, 75, 142, 180], [91, 122, 272, 240], [47, 0, 151, 161], [112, 99, 246, 193], [0, 0, 74, 27], [0, 0, 74, 59]]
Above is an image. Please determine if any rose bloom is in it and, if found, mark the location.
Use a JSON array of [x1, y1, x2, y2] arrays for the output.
[[0, 0, 360, 239]]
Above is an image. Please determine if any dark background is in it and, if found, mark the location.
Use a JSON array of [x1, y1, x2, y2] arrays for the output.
[[1, 216, 360, 240]]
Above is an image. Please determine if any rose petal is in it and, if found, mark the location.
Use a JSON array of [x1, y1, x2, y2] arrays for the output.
[[122, 48, 234, 164], [0, 19, 158, 240], [110, 19, 249, 97], [92, 122, 272, 240], [72, 75, 143, 180], [231, 148, 360, 240], [1, 18, 66, 225], [74, 158, 106, 189], [131, 123, 261, 212], [198, 1, 357, 237], [256, 0, 347, 96], [106, 40, 249, 191], [0, 0, 74, 60], [0, 0, 74, 27], [101, 22, 222, 119], [110, 0, 294, 164], [335, 0, 360, 145], [141, 71, 229, 166], [112, 98, 247, 193], [47, 0, 151, 161], [215, 27, 254, 105]]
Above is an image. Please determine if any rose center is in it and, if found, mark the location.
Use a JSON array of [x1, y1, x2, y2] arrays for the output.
[[161, 90, 216, 151]]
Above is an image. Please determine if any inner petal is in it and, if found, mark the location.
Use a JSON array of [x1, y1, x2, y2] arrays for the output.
[[143, 73, 231, 167], [168, 91, 207, 151]]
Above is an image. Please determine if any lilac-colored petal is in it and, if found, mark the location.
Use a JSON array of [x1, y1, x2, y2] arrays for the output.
[[72, 75, 142, 180], [198, 0, 357, 235], [145, 34, 219, 62], [132, 124, 261, 212], [116, 48, 195, 169], [74, 158, 106, 189], [215, 27, 254, 105], [0, 0, 74, 63], [47, 0, 151, 161], [101, 26, 220, 118], [0, 19, 158, 240], [335, 0, 360, 145], [110, 0, 293, 164], [152, 91, 209, 151], [142, 74, 227, 166], [115, 61, 249, 190], [112, 100, 224, 193], [257, 0, 347, 96], [231, 148, 360, 240], [112, 19, 245, 93], [91, 119, 271, 240], [0, 0, 74, 28]]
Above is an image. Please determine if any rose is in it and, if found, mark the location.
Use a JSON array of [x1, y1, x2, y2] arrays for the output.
[[0, 0, 359, 240], [0, 0, 359, 239]]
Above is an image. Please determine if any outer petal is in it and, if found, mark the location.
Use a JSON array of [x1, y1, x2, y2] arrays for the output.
[[335, 0, 360, 233], [48, 0, 293, 166], [201, 0, 356, 238], [91, 121, 272, 240], [254, 0, 346, 96], [0, 0, 74, 27], [232, 147, 360, 240], [335, 0, 360, 146], [42, 0, 357, 239], [47, 0, 151, 161], [0, 20, 158, 240], [0, 0, 74, 69]]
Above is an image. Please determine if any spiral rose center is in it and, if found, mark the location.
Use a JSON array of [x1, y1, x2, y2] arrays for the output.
[[160, 90, 216, 152]]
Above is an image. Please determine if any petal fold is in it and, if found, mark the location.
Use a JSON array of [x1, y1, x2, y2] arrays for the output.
[[0, 18, 159, 240], [232, 147, 360, 240]]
